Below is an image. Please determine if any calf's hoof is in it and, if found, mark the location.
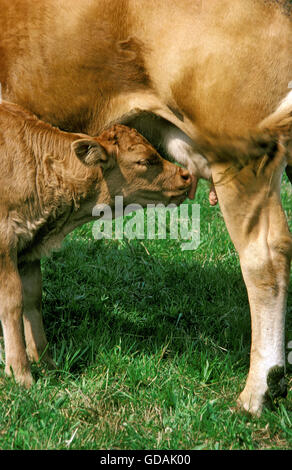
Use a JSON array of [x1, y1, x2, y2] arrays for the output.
[[26, 345, 57, 371], [43, 356, 57, 370], [5, 365, 34, 389]]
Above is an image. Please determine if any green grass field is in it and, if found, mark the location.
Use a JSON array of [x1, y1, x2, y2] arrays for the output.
[[0, 177, 292, 450]]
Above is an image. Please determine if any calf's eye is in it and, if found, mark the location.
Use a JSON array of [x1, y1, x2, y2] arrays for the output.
[[136, 160, 148, 166], [136, 157, 158, 167]]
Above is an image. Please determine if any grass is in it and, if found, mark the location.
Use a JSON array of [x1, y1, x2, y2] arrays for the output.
[[0, 176, 292, 450]]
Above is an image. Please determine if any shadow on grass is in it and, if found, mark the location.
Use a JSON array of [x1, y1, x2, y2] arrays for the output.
[[41, 235, 254, 378]]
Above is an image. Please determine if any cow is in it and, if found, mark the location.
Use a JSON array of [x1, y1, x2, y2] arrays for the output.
[[0, 100, 191, 388], [0, 0, 292, 415]]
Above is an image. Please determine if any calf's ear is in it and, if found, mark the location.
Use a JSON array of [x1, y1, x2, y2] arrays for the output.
[[72, 139, 110, 167]]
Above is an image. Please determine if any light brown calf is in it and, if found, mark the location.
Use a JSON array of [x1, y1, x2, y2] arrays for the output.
[[0, 101, 191, 387]]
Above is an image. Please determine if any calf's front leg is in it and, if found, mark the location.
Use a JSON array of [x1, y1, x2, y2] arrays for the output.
[[212, 150, 292, 416], [0, 253, 33, 387], [19, 260, 55, 369]]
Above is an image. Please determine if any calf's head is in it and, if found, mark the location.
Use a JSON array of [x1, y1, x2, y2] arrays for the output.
[[72, 124, 192, 207]]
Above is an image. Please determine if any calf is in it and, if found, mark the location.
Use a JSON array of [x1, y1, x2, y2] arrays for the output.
[[0, 101, 191, 387]]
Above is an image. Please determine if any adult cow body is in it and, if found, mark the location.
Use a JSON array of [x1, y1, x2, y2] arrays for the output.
[[1, 0, 292, 416]]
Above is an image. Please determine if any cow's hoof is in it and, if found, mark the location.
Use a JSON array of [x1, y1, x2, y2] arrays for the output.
[[237, 391, 264, 417], [237, 366, 287, 417]]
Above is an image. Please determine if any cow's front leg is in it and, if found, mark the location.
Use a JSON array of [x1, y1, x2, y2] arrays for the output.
[[0, 252, 33, 387], [19, 260, 55, 369], [212, 151, 292, 416]]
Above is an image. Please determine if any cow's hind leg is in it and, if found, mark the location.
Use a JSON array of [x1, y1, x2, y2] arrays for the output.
[[19, 260, 56, 369], [212, 148, 292, 416], [0, 251, 33, 387]]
